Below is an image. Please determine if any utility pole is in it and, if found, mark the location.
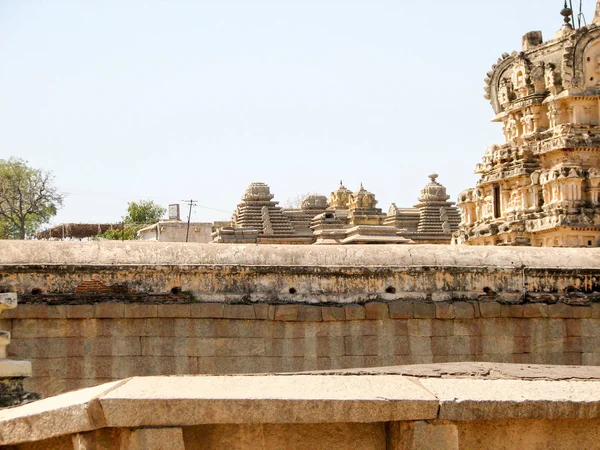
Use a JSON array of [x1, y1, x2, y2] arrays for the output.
[[181, 199, 198, 243]]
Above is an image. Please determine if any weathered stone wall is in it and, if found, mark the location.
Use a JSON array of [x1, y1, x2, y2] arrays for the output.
[[1, 242, 599, 397], [0, 242, 599, 304], [2, 300, 600, 398]]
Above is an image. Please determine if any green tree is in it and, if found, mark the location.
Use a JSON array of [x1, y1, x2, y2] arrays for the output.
[[98, 200, 165, 240], [123, 200, 165, 225], [0, 158, 64, 239]]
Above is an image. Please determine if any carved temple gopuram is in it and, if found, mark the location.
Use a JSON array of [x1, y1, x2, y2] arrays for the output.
[[454, 2, 600, 247]]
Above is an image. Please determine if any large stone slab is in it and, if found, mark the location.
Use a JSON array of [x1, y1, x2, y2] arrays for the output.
[[419, 378, 600, 420], [99, 375, 439, 427], [0, 380, 124, 446]]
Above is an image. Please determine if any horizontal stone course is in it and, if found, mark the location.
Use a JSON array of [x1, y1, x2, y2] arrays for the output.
[[6, 301, 599, 321]]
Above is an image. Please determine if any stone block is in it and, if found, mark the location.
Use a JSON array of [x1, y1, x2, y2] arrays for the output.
[[431, 336, 472, 356], [190, 303, 224, 319], [453, 302, 475, 319], [17, 304, 66, 319], [344, 305, 365, 321], [182, 423, 386, 450], [254, 304, 272, 320], [407, 320, 432, 337], [479, 302, 502, 318], [266, 337, 345, 358], [580, 319, 600, 337], [98, 375, 439, 426], [0, 319, 11, 334], [582, 352, 600, 365], [141, 337, 265, 357], [565, 319, 583, 336], [413, 302, 435, 319], [389, 301, 413, 319], [9, 337, 141, 358], [321, 307, 345, 322], [420, 377, 600, 421], [0, 381, 123, 446], [223, 305, 255, 320], [12, 319, 102, 339], [591, 303, 600, 319], [389, 420, 459, 450], [72, 428, 123, 450], [431, 320, 454, 337], [123, 305, 158, 318], [107, 356, 198, 379], [582, 336, 600, 353], [452, 320, 481, 336], [121, 427, 185, 450], [501, 305, 524, 318], [273, 305, 299, 321], [0, 359, 32, 377], [393, 320, 409, 336], [94, 303, 125, 318], [408, 337, 433, 356], [482, 336, 525, 354], [66, 305, 95, 319], [523, 304, 549, 318], [298, 305, 322, 322], [0, 307, 17, 319], [365, 302, 389, 320], [457, 417, 600, 450], [435, 304, 454, 320], [156, 304, 191, 318], [345, 336, 386, 357], [549, 303, 592, 318], [357, 320, 394, 337], [102, 318, 147, 338]]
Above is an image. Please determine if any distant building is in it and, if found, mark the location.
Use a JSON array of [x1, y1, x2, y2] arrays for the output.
[[137, 220, 213, 243], [213, 175, 460, 245], [36, 223, 123, 240]]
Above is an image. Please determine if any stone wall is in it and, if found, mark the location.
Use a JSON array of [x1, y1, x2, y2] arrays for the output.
[[2, 300, 599, 398], [0, 242, 599, 305], [1, 241, 599, 397]]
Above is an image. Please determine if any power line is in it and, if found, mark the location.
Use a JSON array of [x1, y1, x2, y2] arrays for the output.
[[60, 188, 230, 214]]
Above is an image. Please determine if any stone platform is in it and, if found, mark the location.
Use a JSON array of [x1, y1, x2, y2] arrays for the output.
[[1, 363, 600, 449]]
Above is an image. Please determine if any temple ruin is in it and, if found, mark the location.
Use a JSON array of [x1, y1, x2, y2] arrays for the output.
[[213, 175, 460, 245], [455, 3, 600, 247]]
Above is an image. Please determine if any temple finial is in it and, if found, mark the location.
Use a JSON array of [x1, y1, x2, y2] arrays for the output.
[[561, 1, 573, 28]]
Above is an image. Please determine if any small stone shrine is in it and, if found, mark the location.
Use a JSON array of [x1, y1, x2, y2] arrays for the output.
[[213, 175, 460, 244], [455, 2, 600, 247], [213, 182, 314, 244]]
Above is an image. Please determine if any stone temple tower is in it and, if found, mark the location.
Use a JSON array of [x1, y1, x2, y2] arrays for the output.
[[455, 3, 600, 247]]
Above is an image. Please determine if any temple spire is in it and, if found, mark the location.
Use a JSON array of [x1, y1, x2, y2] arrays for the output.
[[594, 0, 600, 24]]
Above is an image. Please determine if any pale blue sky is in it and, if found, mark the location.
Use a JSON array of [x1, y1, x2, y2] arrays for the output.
[[0, 1, 593, 225]]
